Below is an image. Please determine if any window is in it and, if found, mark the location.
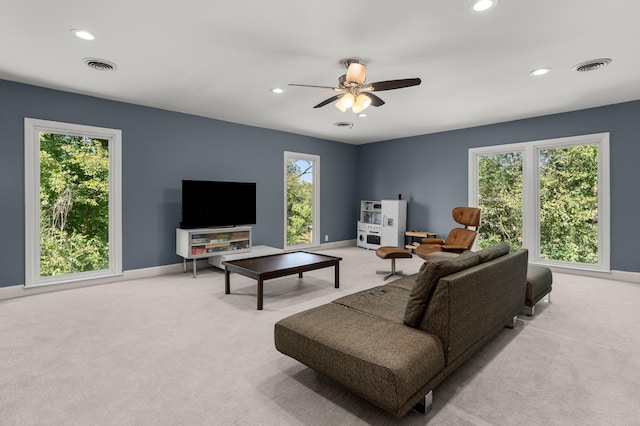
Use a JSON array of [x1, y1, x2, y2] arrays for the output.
[[284, 151, 320, 249], [24, 118, 122, 287], [469, 133, 609, 271]]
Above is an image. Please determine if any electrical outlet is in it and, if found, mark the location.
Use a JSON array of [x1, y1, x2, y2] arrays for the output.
[[324, 235, 329, 242]]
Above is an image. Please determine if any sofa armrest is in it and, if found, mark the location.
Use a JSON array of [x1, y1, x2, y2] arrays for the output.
[[428, 249, 528, 364]]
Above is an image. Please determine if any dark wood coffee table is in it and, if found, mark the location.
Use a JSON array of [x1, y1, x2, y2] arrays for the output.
[[223, 251, 342, 310]]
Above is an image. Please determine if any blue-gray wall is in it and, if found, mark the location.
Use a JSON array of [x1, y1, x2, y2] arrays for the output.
[[358, 100, 640, 273], [0, 80, 358, 287], [2, 79, 639, 288]]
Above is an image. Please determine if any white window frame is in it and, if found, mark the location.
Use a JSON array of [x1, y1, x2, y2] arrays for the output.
[[469, 133, 610, 272], [24, 118, 122, 287], [284, 151, 320, 250]]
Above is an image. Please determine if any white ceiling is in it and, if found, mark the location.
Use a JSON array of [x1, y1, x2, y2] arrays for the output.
[[2, 1, 639, 144]]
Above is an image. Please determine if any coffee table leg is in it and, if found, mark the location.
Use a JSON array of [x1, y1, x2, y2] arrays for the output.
[[335, 262, 340, 288], [225, 268, 231, 294], [257, 278, 264, 310]]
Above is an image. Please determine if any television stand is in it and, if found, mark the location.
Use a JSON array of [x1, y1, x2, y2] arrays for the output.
[[176, 226, 252, 277]]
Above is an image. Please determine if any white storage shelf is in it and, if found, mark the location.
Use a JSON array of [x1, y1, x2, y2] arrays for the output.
[[360, 200, 382, 225], [176, 227, 252, 277]]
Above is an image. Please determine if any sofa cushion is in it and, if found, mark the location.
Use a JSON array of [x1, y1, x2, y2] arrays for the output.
[[333, 284, 410, 324], [404, 251, 480, 327], [384, 273, 417, 291], [476, 242, 510, 263]]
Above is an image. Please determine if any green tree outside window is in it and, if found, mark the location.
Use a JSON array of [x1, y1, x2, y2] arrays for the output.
[[39, 133, 110, 276]]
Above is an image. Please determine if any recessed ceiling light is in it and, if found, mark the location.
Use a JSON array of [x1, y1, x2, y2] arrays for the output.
[[470, 0, 498, 12], [530, 67, 551, 77], [270, 88, 284, 94], [358, 113, 367, 118], [71, 29, 94, 40]]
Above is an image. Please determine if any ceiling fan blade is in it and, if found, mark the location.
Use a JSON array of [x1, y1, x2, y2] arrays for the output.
[[363, 93, 385, 107], [289, 83, 340, 90], [367, 78, 422, 91], [313, 94, 342, 108]]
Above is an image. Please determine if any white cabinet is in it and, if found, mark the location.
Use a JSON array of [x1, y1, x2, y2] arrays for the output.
[[357, 200, 406, 249], [176, 226, 251, 277], [381, 200, 407, 247]]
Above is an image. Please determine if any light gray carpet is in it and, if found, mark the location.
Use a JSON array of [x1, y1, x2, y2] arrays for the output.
[[1, 247, 639, 425]]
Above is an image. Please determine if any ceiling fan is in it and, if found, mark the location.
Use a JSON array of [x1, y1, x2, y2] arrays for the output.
[[289, 59, 421, 114]]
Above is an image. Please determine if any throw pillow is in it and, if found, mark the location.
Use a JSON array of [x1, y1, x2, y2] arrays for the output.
[[404, 252, 480, 327], [477, 242, 511, 263]]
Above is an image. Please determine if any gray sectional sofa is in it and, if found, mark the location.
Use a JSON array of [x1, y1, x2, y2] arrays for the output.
[[274, 243, 528, 417]]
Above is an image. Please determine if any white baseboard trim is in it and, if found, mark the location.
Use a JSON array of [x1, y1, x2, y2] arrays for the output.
[[610, 270, 640, 284], [0, 241, 358, 301], [548, 266, 640, 284], [316, 239, 357, 250], [3, 239, 635, 300], [0, 261, 201, 301]]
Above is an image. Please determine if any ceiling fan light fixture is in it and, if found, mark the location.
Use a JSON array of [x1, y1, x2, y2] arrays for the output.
[[294, 60, 419, 113], [338, 93, 355, 110], [335, 101, 348, 112], [352, 93, 372, 114], [345, 62, 366, 85]]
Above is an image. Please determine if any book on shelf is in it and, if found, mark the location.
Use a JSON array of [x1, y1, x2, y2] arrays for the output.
[[205, 242, 230, 249]]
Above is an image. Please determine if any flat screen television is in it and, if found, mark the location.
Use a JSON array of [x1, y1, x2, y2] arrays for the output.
[[181, 180, 256, 229]]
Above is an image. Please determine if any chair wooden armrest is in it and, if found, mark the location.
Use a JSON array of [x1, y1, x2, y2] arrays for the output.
[[441, 245, 468, 253], [421, 238, 445, 245]]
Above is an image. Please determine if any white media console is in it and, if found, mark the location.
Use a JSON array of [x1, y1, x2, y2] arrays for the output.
[[176, 226, 282, 277]]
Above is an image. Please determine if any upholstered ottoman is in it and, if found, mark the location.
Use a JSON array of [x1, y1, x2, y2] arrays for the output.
[[376, 246, 413, 280], [524, 264, 552, 316]]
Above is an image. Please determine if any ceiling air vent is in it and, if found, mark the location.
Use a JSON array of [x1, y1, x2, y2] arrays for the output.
[[572, 58, 611, 72], [83, 57, 118, 71], [334, 121, 353, 128]]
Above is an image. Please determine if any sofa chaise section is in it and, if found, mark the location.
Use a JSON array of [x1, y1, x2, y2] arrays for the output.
[[275, 302, 445, 416]]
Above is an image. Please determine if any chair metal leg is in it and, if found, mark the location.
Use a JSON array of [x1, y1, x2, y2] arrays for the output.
[[376, 258, 404, 280]]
